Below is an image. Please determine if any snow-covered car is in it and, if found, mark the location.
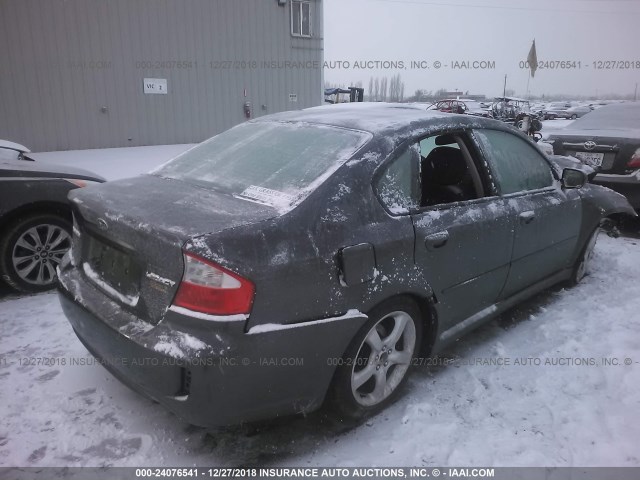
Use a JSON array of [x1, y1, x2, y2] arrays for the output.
[[57, 104, 635, 427], [565, 106, 592, 120], [460, 99, 493, 118], [0, 139, 34, 162], [0, 154, 105, 292], [547, 103, 640, 210], [541, 104, 573, 120]]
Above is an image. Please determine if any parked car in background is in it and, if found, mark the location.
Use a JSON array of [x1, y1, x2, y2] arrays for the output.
[[565, 106, 592, 119], [547, 103, 640, 210], [460, 99, 493, 118], [541, 104, 573, 120], [0, 153, 105, 292], [426, 99, 468, 114], [58, 104, 635, 427], [0, 139, 35, 162]]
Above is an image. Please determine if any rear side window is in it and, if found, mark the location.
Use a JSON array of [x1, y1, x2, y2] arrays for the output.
[[376, 145, 421, 213], [474, 129, 553, 194]]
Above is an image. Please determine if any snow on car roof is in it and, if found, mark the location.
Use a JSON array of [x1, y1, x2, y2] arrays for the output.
[[0, 139, 30, 153], [257, 102, 476, 135]]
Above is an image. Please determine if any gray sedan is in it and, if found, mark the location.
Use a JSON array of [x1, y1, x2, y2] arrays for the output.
[[57, 104, 635, 426]]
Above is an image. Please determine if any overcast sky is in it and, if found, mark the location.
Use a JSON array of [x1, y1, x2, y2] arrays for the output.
[[323, 0, 640, 98]]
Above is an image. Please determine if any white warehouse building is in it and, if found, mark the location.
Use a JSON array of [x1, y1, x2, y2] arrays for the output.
[[0, 0, 324, 151]]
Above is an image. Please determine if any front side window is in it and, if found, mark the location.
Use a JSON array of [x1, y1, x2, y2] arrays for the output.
[[474, 129, 553, 194], [291, 1, 312, 37]]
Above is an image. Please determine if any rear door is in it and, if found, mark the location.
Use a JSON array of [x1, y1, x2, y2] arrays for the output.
[[472, 129, 582, 298], [376, 131, 515, 334]]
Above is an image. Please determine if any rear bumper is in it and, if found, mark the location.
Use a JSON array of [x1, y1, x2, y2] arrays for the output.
[[57, 263, 367, 427], [592, 172, 640, 209]]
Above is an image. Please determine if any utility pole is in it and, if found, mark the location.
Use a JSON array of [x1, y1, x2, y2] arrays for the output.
[[635, 82, 638, 102], [503, 74, 507, 98]]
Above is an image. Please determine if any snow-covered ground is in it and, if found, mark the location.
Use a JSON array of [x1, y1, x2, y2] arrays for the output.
[[1, 235, 639, 468]]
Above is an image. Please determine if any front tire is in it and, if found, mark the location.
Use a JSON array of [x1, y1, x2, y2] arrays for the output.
[[0, 214, 72, 293], [571, 114, 578, 120], [329, 297, 423, 421]]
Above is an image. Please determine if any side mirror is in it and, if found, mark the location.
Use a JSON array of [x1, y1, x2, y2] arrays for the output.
[[562, 168, 587, 189]]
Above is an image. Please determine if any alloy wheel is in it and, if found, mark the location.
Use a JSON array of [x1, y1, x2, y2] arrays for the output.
[[350, 311, 416, 407], [11, 224, 71, 286]]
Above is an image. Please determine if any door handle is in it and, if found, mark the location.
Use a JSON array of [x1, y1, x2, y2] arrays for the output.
[[425, 231, 449, 250], [519, 211, 535, 225]]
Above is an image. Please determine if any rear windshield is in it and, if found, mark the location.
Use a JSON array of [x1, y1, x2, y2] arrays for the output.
[[154, 121, 370, 210], [571, 104, 640, 130]]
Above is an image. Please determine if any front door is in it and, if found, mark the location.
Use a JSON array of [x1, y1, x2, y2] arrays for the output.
[[472, 128, 582, 298]]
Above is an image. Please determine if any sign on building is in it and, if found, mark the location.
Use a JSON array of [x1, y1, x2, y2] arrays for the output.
[[143, 78, 168, 94]]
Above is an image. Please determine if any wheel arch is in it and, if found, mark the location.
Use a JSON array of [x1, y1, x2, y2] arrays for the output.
[[351, 292, 440, 362], [0, 201, 72, 232], [323, 291, 439, 416]]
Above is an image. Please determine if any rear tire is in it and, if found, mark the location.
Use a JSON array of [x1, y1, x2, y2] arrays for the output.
[[569, 227, 599, 286], [571, 114, 578, 120], [0, 214, 72, 293], [329, 297, 423, 421]]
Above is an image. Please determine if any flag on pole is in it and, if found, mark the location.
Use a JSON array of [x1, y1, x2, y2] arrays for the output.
[[527, 40, 538, 78]]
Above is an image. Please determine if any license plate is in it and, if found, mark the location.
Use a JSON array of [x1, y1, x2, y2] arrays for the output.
[[574, 151, 604, 166], [86, 236, 140, 296]]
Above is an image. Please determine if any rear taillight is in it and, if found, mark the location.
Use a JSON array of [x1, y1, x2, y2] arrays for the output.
[[628, 148, 640, 169], [173, 252, 255, 315]]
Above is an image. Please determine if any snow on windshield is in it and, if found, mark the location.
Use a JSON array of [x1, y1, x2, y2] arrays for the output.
[[153, 121, 371, 212]]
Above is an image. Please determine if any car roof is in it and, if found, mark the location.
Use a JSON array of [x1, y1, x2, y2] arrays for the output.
[[0, 139, 30, 153], [256, 102, 501, 136]]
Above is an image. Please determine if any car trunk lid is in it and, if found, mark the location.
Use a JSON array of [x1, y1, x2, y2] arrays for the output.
[[69, 174, 278, 324], [549, 129, 640, 174]]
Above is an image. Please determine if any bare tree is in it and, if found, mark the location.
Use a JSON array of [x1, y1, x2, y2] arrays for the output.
[[388, 74, 405, 102], [389, 76, 397, 102]]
